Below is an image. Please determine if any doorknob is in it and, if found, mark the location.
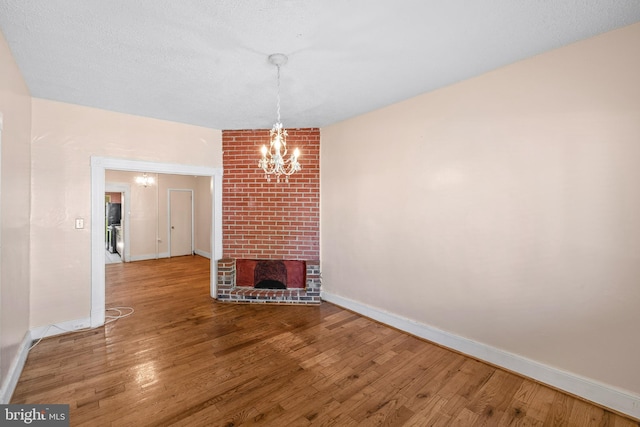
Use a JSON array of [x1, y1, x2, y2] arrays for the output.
[[171, 226, 174, 229]]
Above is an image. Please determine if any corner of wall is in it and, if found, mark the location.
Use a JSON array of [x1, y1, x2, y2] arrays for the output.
[[0, 331, 32, 404], [322, 291, 640, 420]]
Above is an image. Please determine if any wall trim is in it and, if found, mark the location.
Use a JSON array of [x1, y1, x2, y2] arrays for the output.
[[195, 249, 211, 259], [128, 252, 170, 262], [30, 317, 92, 340], [0, 331, 32, 403], [321, 291, 640, 420], [1, 317, 92, 402]]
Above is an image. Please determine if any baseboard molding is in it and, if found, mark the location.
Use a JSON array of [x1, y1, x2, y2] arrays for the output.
[[30, 317, 92, 340], [126, 252, 209, 262], [194, 249, 211, 259], [1, 317, 93, 403], [128, 252, 170, 262], [0, 331, 32, 403], [321, 291, 640, 420]]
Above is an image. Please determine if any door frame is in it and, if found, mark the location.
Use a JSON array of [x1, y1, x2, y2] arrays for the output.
[[91, 156, 223, 328], [0, 113, 3, 383], [168, 188, 194, 257]]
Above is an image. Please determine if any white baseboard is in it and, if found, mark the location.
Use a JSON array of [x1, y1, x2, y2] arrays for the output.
[[195, 249, 211, 259], [127, 252, 210, 262], [128, 252, 170, 262], [0, 317, 93, 403], [321, 291, 640, 420], [30, 317, 92, 340], [0, 331, 32, 403]]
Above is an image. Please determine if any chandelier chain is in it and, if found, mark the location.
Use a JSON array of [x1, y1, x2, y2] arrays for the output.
[[276, 64, 281, 123]]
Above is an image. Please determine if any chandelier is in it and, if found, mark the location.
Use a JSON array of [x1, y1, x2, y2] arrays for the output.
[[259, 53, 301, 183], [135, 173, 154, 187]]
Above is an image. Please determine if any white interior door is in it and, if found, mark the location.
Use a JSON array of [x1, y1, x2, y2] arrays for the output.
[[169, 189, 193, 257]]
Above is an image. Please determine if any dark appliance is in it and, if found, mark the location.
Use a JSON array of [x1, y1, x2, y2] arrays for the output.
[[106, 203, 121, 226]]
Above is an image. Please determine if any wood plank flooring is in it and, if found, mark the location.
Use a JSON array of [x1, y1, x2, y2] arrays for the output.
[[11, 256, 639, 426]]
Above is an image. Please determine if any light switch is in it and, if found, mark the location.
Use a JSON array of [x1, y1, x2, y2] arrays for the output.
[[75, 218, 84, 229]]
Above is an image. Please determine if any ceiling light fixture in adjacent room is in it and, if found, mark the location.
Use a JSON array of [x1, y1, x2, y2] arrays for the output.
[[135, 173, 154, 187], [259, 53, 301, 183]]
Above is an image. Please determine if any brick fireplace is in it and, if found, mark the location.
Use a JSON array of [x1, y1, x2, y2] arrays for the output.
[[216, 258, 321, 304], [218, 128, 320, 304]]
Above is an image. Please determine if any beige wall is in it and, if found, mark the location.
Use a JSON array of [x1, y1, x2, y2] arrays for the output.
[[30, 99, 221, 328], [0, 31, 32, 390], [321, 23, 640, 396], [194, 176, 212, 256]]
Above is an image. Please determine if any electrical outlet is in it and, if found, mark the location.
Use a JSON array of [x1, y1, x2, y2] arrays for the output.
[[75, 218, 84, 229]]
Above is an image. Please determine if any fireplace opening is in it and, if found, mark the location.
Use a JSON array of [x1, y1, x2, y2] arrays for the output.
[[255, 279, 286, 289], [217, 258, 321, 304], [233, 259, 307, 290], [254, 260, 287, 289]]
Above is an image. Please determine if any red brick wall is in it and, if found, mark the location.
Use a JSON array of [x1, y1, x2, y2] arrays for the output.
[[222, 128, 320, 260]]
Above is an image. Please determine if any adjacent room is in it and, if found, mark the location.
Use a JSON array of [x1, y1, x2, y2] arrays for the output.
[[1, 1, 639, 425]]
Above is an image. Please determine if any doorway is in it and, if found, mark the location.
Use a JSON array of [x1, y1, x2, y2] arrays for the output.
[[105, 182, 131, 263], [91, 157, 223, 328]]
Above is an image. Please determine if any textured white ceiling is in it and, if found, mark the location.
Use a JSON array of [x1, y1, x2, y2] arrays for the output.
[[1, 1, 640, 130]]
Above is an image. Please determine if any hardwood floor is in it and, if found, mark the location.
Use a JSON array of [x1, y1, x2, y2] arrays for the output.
[[12, 256, 639, 426]]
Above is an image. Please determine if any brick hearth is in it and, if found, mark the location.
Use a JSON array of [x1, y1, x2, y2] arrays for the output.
[[216, 258, 321, 305]]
